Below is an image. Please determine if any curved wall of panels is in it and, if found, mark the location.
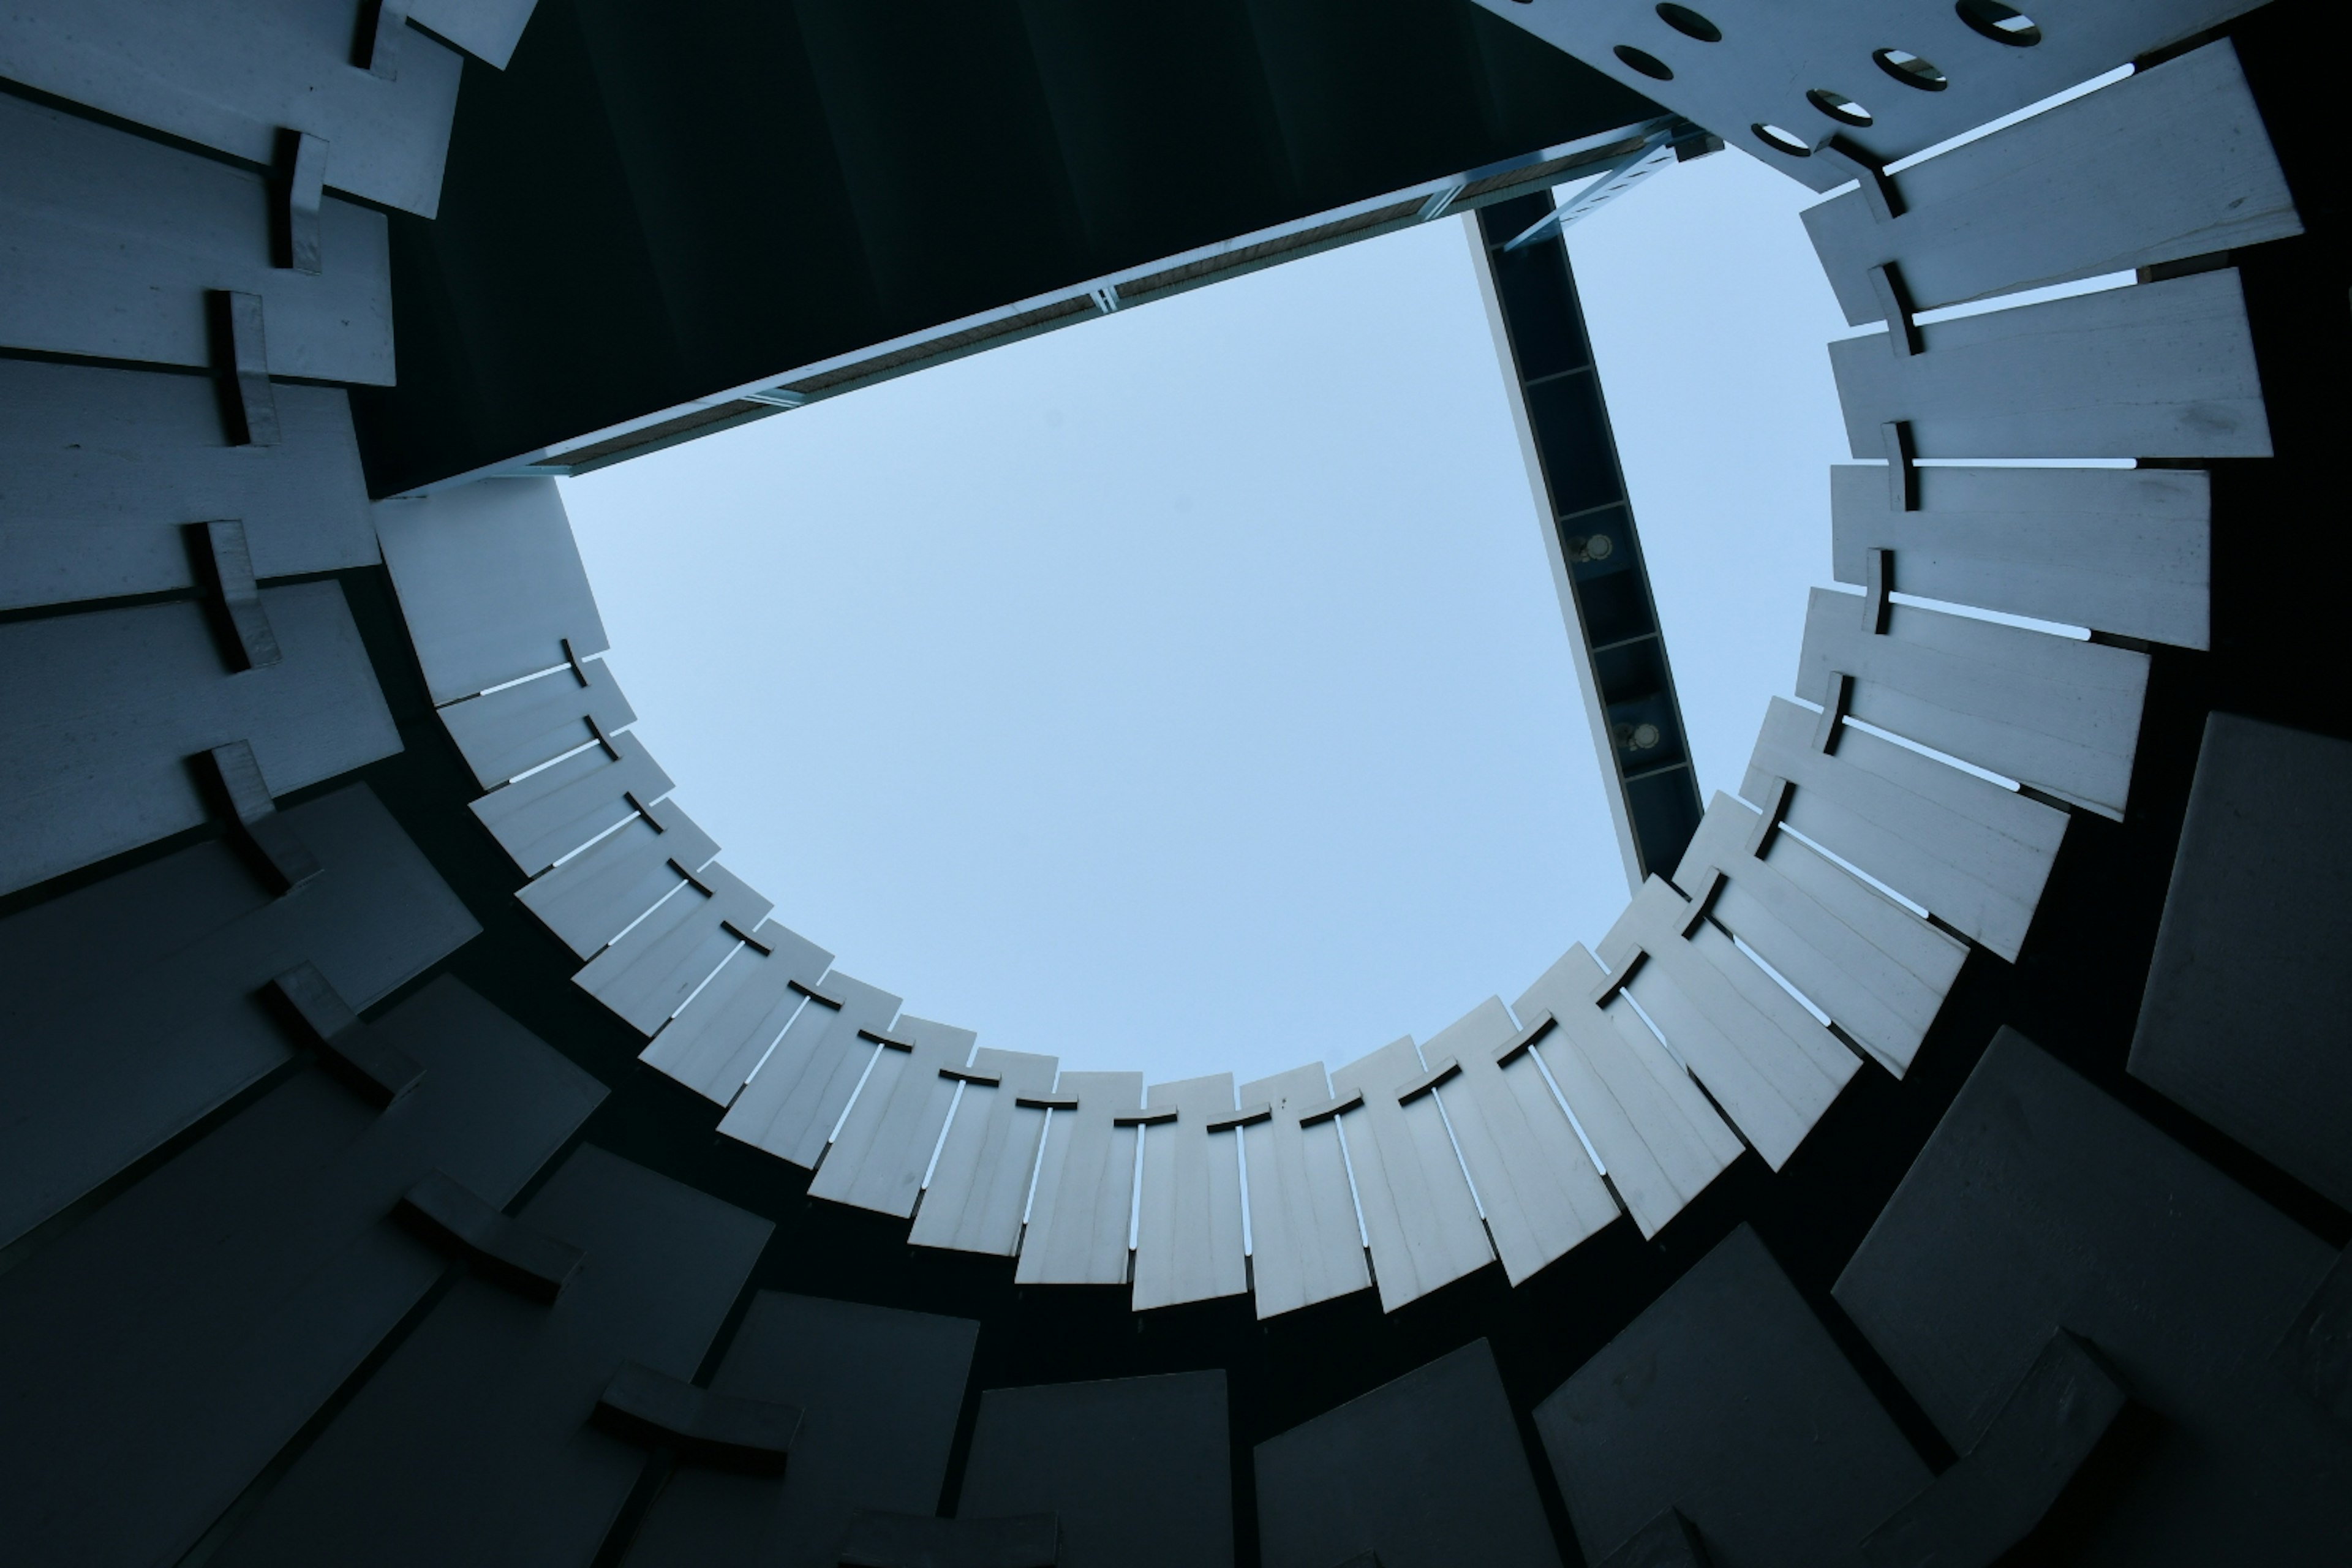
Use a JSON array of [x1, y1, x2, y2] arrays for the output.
[[1, 2, 2346, 1565]]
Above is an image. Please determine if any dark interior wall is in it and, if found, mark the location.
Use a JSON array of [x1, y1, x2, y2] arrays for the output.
[[350, 0, 1654, 493]]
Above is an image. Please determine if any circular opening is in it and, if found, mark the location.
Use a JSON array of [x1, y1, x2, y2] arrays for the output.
[[1585, 533, 1615, 562], [1616, 722, 1663, 752], [1654, 4, 1722, 43], [1752, 122, 1812, 157], [1615, 43, 1675, 81], [1806, 88, 1874, 127], [1954, 1, 2041, 46], [1874, 48, 1950, 91]]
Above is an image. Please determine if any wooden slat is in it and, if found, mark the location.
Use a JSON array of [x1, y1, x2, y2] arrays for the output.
[[1745, 696, 2067, 963], [1424, 998, 1618, 1286], [2130, 716, 2352, 1212], [0, 977, 601, 1568], [620, 1292, 978, 1568], [439, 659, 639, 790], [469, 728, 673, 875], [0, 784, 478, 1250], [0, 360, 373, 613], [1235, 1063, 1371, 1320], [1015, 1071, 1144, 1287], [0, 0, 465, 217], [1600, 879, 1860, 1170], [574, 862, 772, 1035], [810, 1017, 974, 1219], [375, 478, 609, 706], [1328, 1038, 1493, 1312], [0, 584, 397, 897], [1806, 41, 2300, 325], [204, 1147, 770, 1567], [1537, 1226, 1931, 1566], [1830, 270, 2269, 460], [1830, 464, 2210, 649], [717, 973, 903, 1169], [1677, 793, 1966, 1079], [1132, 1074, 1248, 1311], [1513, 946, 1744, 1240], [0, 93, 393, 381], [638, 921, 833, 1107], [514, 798, 717, 961], [1258, 1341, 1562, 1568], [909, 1047, 1058, 1256], [1798, 586, 2150, 820], [1838, 1027, 2350, 1554]]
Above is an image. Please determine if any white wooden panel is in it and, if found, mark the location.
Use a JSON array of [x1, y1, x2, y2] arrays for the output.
[[1513, 946, 1744, 1239], [1746, 696, 2067, 962], [909, 1048, 1058, 1256], [1830, 464, 2209, 650], [0, 0, 466, 217], [1466, 0, 2266, 192], [1426, 998, 1618, 1286], [375, 479, 608, 706], [717, 973, 902, 1169], [1830, 270, 2269, 460], [1132, 1074, 1247, 1312], [638, 921, 832, 1106], [812, 1018, 974, 1219], [1329, 1038, 1493, 1312], [1806, 41, 2300, 324], [1237, 1063, 1370, 1320], [469, 728, 673, 875], [1016, 1071, 1144, 1287], [1677, 793, 1966, 1078], [1798, 586, 2150, 820]]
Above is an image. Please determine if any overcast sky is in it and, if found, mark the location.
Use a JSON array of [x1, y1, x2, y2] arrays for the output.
[[561, 145, 1850, 1088]]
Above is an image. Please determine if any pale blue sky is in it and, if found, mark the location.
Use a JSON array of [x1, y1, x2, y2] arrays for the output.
[[561, 146, 1850, 1087]]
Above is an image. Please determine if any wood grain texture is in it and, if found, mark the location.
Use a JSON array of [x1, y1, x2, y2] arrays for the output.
[[0, 93, 392, 380], [0, 0, 464, 217], [1132, 1072, 1248, 1311], [1513, 946, 1743, 1240], [0, 360, 373, 612], [1806, 41, 2299, 324], [1746, 697, 2067, 962], [718, 973, 903, 1170], [377, 479, 609, 706], [1237, 1062, 1371, 1319], [1016, 1071, 1144, 1287], [638, 921, 833, 1107], [1798, 586, 2150, 820], [1329, 1039, 1493, 1312], [1830, 270, 2270, 460], [1830, 463, 2209, 649], [0, 583, 398, 895]]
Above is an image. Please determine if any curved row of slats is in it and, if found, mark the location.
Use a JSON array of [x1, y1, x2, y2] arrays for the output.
[[0, 4, 2320, 1566], [357, 31, 2305, 1316], [0, 3, 2294, 1332], [352, 32, 2304, 1322]]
